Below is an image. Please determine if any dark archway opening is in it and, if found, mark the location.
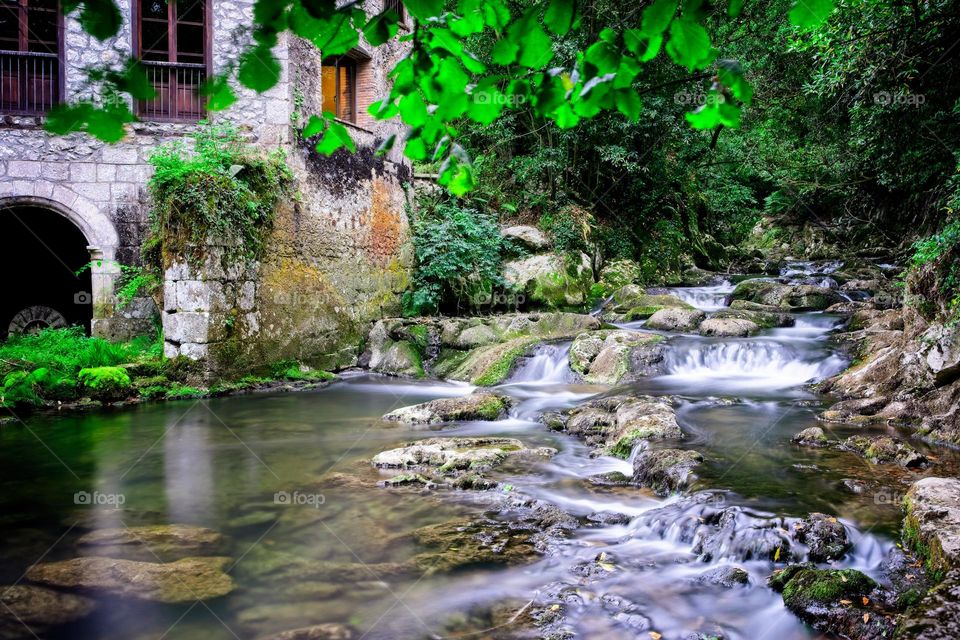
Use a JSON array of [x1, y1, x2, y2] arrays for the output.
[[0, 206, 93, 338]]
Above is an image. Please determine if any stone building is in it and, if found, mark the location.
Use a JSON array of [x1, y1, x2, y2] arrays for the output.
[[0, 0, 411, 373]]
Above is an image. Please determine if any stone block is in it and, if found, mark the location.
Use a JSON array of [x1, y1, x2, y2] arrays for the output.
[[179, 343, 210, 360], [73, 183, 112, 202], [101, 146, 139, 165], [70, 163, 97, 182], [7, 161, 41, 178], [163, 311, 211, 344], [97, 164, 117, 181]]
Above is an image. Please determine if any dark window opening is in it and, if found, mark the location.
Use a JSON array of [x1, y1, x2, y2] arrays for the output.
[[135, 0, 209, 121], [0, 206, 92, 338], [0, 0, 61, 115], [321, 56, 356, 123]]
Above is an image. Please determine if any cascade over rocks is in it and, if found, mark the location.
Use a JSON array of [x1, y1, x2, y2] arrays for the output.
[[603, 285, 694, 321], [644, 308, 706, 332], [363, 312, 600, 383], [631, 448, 704, 496]]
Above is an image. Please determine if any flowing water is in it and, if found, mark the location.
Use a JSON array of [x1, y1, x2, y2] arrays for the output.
[[2, 269, 958, 639]]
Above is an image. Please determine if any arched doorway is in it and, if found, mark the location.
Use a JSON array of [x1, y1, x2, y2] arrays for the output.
[[0, 205, 94, 337]]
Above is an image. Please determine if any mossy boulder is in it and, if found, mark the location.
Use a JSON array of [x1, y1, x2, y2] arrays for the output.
[[631, 448, 703, 496], [793, 513, 851, 562], [446, 336, 540, 386], [25, 556, 235, 604], [503, 252, 593, 308], [598, 259, 642, 291], [768, 565, 893, 639], [364, 319, 429, 378], [792, 426, 830, 447], [382, 393, 514, 424], [731, 280, 844, 311], [77, 366, 131, 402], [841, 435, 928, 468], [896, 569, 960, 640], [568, 330, 666, 384], [501, 225, 550, 252], [699, 316, 760, 337], [411, 517, 539, 574], [607, 285, 693, 319]]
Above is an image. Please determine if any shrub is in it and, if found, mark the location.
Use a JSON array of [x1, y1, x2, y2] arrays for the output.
[[0, 327, 150, 375], [147, 121, 294, 267], [78, 366, 132, 402], [404, 202, 503, 315], [269, 359, 335, 381]]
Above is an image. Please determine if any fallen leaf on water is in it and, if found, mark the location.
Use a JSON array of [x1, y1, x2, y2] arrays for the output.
[[862, 596, 870, 605], [839, 599, 852, 605], [550, 604, 560, 611], [841, 574, 848, 582], [863, 613, 870, 623], [828, 517, 838, 523], [649, 633, 662, 640], [774, 547, 782, 562]]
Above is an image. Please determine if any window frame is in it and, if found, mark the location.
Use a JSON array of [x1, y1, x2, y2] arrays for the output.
[[131, 0, 213, 123], [321, 55, 358, 125], [0, 0, 65, 117]]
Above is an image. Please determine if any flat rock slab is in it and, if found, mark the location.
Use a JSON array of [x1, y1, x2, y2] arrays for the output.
[[77, 524, 226, 562], [25, 556, 235, 604], [372, 437, 555, 476], [259, 623, 356, 640]]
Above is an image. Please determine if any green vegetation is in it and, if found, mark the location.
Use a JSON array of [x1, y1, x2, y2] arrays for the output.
[[404, 200, 503, 315], [146, 122, 294, 267], [77, 366, 132, 402]]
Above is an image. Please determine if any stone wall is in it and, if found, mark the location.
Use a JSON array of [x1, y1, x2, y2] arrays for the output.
[[0, 1, 412, 374]]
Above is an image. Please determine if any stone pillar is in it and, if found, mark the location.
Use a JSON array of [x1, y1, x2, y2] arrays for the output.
[[162, 248, 259, 378]]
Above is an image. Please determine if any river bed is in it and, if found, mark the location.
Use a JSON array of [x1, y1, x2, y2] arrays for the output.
[[1, 272, 957, 639]]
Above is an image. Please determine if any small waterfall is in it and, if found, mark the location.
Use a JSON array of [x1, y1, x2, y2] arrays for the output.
[[660, 340, 846, 389], [665, 280, 735, 311], [507, 343, 573, 384]]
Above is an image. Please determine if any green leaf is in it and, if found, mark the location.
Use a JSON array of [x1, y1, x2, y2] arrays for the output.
[[404, 0, 445, 20], [584, 41, 620, 74], [789, 0, 834, 29], [614, 89, 642, 120], [368, 99, 399, 120], [238, 45, 281, 93], [641, 0, 676, 36], [44, 103, 92, 136], [717, 60, 754, 104], [399, 92, 429, 127], [728, 0, 745, 17], [545, 0, 576, 35], [376, 134, 397, 156], [363, 10, 399, 46], [312, 12, 358, 54], [117, 60, 156, 100], [201, 77, 237, 111], [63, 0, 122, 40], [513, 10, 554, 69], [666, 18, 716, 71], [302, 114, 326, 138], [315, 120, 356, 155], [492, 38, 519, 65]]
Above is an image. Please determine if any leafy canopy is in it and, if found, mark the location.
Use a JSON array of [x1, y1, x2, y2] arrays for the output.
[[49, 0, 834, 193]]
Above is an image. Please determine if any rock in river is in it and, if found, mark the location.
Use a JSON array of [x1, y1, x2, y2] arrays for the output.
[[382, 393, 514, 424], [644, 308, 706, 332], [903, 477, 960, 575], [792, 513, 850, 562], [568, 330, 666, 384], [631, 448, 703, 496], [0, 585, 95, 639], [841, 435, 928, 468], [76, 523, 226, 562], [25, 556, 235, 603]]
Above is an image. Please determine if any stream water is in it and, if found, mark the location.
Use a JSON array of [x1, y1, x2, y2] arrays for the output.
[[1, 267, 957, 639]]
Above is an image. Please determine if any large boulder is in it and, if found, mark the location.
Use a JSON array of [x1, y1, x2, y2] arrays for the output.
[[501, 225, 550, 252], [919, 324, 960, 386], [597, 259, 642, 291], [25, 556, 235, 604], [768, 565, 893, 640], [383, 393, 514, 424], [503, 252, 593, 308], [364, 320, 427, 378], [731, 280, 844, 311], [897, 569, 960, 640], [792, 513, 850, 562], [440, 336, 540, 386], [568, 330, 666, 384], [76, 524, 226, 562], [645, 308, 706, 332], [903, 477, 960, 577], [631, 448, 703, 496]]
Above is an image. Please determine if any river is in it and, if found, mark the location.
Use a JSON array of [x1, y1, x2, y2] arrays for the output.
[[1, 264, 956, 639]]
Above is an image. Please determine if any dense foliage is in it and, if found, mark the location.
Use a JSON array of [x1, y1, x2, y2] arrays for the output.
[[404, 200, 504, 315], [146, 123, 293, 267]]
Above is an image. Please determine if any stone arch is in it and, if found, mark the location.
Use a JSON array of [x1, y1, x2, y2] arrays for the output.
[[0, 182, 121, 337]]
